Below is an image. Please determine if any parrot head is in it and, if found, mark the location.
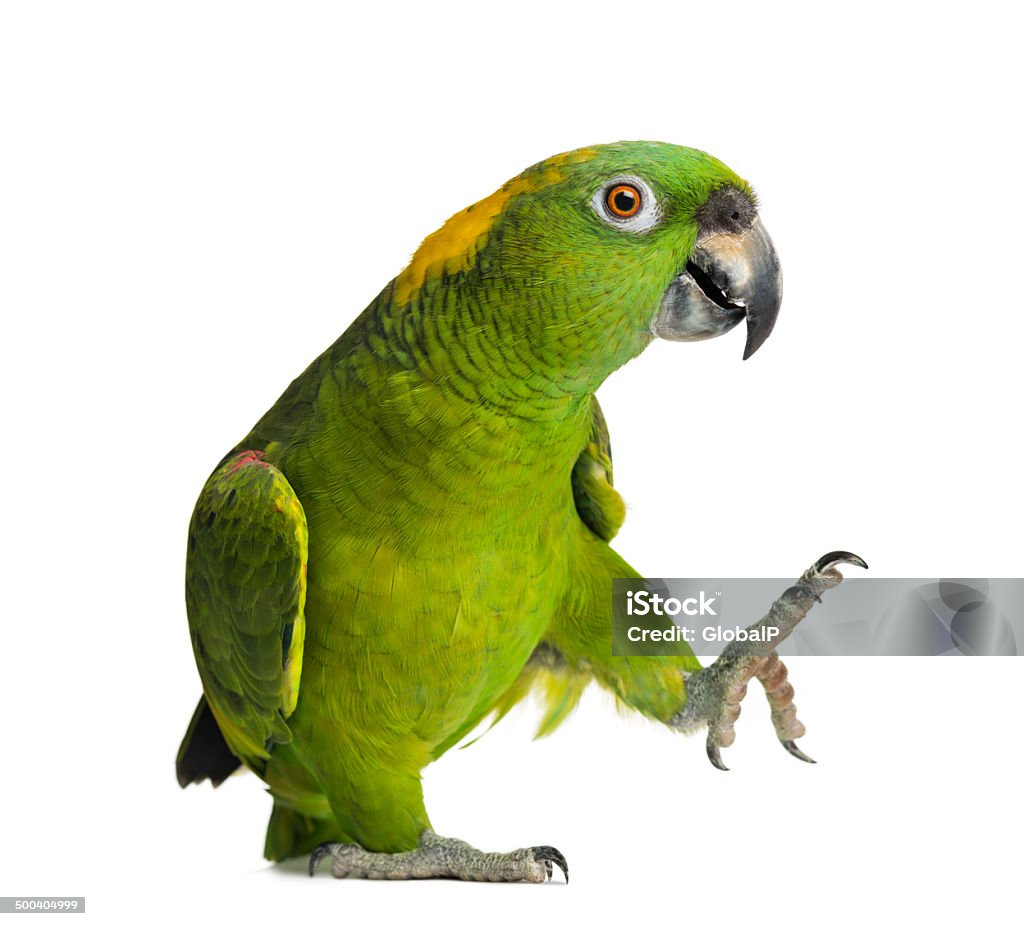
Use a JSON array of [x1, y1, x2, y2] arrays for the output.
[[393, 141, 782, 393]]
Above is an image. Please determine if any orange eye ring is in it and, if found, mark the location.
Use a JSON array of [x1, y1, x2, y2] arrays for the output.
[[606, 183, 642, 218]]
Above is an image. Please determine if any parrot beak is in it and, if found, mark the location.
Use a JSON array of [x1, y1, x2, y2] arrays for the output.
[[653, 216, 783, 359]]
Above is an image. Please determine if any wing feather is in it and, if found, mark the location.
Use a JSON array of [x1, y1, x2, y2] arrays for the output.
[[184, 450, 308, 771], [571, 396, 625, 541]]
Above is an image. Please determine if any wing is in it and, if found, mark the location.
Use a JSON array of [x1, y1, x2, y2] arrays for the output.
[[182, 449, 308, 774], [571, 396, 625, 542]]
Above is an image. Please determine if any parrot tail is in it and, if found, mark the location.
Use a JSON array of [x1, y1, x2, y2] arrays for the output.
[[175, 696, 242, 788]]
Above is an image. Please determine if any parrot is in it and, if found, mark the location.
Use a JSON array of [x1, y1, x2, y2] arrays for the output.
[[175, 140, 866, 883]]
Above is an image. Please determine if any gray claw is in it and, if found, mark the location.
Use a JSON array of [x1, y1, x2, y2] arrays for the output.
[[309, 843, 333, 877], [782, 739, 816, 764], [531, 846, 569, 884], [812, 551, 869, 574], [707, 739, 730, 772]]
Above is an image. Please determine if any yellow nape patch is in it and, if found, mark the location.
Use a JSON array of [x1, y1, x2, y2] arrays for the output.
[[393, 147, 598, 307]]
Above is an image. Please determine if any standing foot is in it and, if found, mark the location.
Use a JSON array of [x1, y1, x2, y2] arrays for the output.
[[309, 830, 568, 883]]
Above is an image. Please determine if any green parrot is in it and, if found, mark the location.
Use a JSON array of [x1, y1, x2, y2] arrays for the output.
[[176, 140, 866, 883]]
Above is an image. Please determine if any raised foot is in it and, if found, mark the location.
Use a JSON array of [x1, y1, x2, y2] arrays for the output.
[[309, 830, 568, 883], [673, 551, 867, 770]]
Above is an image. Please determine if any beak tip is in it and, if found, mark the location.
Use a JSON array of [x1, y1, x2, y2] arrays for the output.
[[741, 292, 781, 360], [741, 321, 772, 361]]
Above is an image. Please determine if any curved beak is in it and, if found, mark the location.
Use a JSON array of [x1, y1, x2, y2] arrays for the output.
[[653, 216, 783, 360]]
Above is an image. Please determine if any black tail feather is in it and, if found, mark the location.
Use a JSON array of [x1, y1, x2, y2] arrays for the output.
[[176, 696, 241, 788]]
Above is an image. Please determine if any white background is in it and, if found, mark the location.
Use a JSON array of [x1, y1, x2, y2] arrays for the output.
[[3, 1, 1022, 922]]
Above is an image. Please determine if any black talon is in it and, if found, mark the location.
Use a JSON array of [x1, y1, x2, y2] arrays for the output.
[[531, 846, 569, 884], [782, 739, 816, 764], [812, 551, 869, 574], [707, 739, 730, 772], [309, 843, 333, 877]]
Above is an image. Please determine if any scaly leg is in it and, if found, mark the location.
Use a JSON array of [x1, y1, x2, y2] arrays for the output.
[[672, 551, 867, 769], [310, 830, 568, 883]]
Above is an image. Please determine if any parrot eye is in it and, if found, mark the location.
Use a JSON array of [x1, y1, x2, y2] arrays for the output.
[[606, 184, 641, 217], [592, 175, 660, 233]]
